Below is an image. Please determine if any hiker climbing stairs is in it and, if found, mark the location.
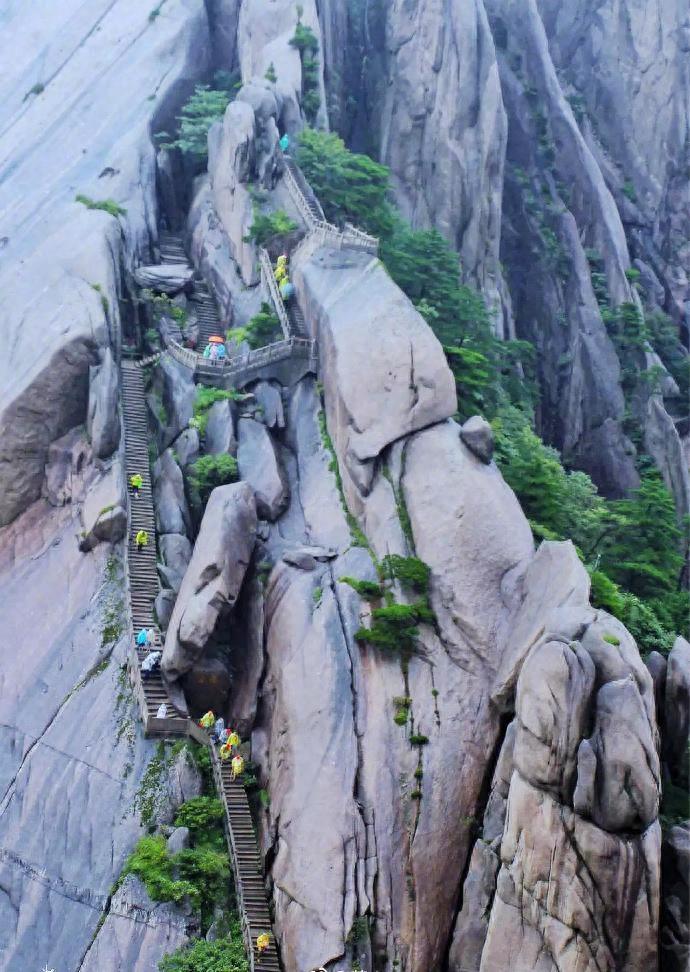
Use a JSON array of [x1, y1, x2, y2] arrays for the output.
[[122, 358, 280, 969], [121, 360, 186, 725], [215, 758, 281, 972]]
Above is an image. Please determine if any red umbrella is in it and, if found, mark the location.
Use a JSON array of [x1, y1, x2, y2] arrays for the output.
[[208, 335, 224, 343]]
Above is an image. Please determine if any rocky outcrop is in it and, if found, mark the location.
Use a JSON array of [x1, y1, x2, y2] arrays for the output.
[[237, 417, 289, 520], [87, 348, 121, 460], [78, 875, 189, 972], [79, 457, 127, 552], [149, 356, 196, 451], [293, 242, 456, 498], [664, 637, 690, 786], [133, 264, 194, 293], [661, 823, 690, 972], [162, 482, 257, 688], [205, 399, 237, 456], [153, 449, 191, 539]]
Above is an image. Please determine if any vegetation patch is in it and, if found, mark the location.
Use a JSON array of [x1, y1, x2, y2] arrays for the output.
[[159, 926, 248, 972], [75, 194, 126, 217], [226, 302, 282, 350], [187, 454, 239, 510], [158, 84, 231, 160], [244, 208, 296, 249], [339, 576, 383, 599], [290, 9, 321, 123], [191, 386, 245, 435]]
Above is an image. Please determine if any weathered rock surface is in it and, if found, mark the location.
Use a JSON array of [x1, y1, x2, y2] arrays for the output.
[[665, 637, 690, 785], [43, 427, 93, 508], [172, 427, 200, 469], [78, 875, 189, 972], [294, 243, 456, 496], [252, 380, 285, 430], [149, 356, 196, 451], [460, 415, 494, 463], [162, 482, 257, 686], [79, 458, 127, 551], [205, 399, 237, 456], [181, 654, 232, 717], [87, 348, 121, 460], [237, 417, 289, 520], [661, 823, 690, 972], [159, 533, 193, 594], [153, 449, 191, 538], [133, 263, 194, 292]]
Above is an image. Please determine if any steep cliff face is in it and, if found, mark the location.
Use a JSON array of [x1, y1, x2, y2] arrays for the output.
[[1, 2, 686, 971]]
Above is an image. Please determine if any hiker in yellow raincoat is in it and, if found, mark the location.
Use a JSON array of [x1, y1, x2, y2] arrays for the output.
[[231, 754, 244, 779], [219, 740, 233, 760], [199, 710, 215, 730], [130, 473, 143, 497], [135, 529, 149, 551], [256, 932, 270, 954], [226, 730, 240, 749], [274, 254, 288, 285]]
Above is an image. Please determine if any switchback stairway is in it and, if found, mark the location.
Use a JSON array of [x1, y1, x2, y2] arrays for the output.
[[158, 231, 222, 346], [121, 359, 279, 971]]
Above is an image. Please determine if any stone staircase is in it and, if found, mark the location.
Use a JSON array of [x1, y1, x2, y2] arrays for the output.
[[121, 360, 187, 727], [214, 760, 281, 972], [283, 156, 325, 222], [121, 358, 280, 970], [158, 231, 222, 346]]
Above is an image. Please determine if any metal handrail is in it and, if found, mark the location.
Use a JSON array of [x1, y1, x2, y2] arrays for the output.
[[281, 154, 379, 254], [259, 248, 291, 339]]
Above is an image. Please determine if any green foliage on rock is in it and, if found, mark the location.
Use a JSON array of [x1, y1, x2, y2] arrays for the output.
[[244, 208, 296, 248], [296, 128, 393, 237], [379, 555, 430, 593], [75, 194, 126, 217], [339, 576, 384, 599], [187, 454, 239, 509], [159, 930, 249, 972], [158, 85, 230, 159], [192, 387, 244, 435], [226, 302, 281, 349], [290, 16, 321, 122]]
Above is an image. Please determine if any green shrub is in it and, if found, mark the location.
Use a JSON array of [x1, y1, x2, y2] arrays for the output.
[[339, 576, 384, 598], [174, 796, 224, 834], [175, 846, 230, 918], [158, 85, 230, 160], [602, 633, 621, 646], [120, 836, 196, 905], [75, 194, 126, 217], [265, 62, 277, 83], [244, 209, 296, 248], [410, 789, 423, 800], [414, 767, 424, 779], [142, 289, 187, 326], [227, 302, 281, 349], [159, 922, 249, 972], [409, 733, 429, 746], [290, 21, 319, 54], [622, 180, 637, 202], [296, 128, 392, 238], [192, 386, 244, 434], [187, 454, 239, 509], [379, 555, 430, 593], [23, 82, 45, 100], [290, 19, 321, 122]]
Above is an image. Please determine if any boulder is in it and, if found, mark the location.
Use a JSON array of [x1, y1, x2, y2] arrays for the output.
[[646, 650, 668, 725], [492, 541, 593, 710], [43, 427, 92, 507], [252, 379, 285, 430], [153, 449, 191, 537], [166, 827, 190, 854], [661, 824, 690, 972], [460, 415, 494, 463], [237, 417, 289, 520], [293, 245, 457, 496], [150, 355, 196, 450], [188, 176, 264, 327], [282, 545, 337, 570], [155, 589, 176, 633], [87, 347, 120, 459], [573, 676, 660, 831], [133, 263, 194, 293], [160, 533, 192, 579], [162, 482, 257, 685], [480, 773, 661, 972], [204, 398, 237, 455], [79, 459, 127, 552], [665, 637, 690, 784], [207, 101, 258, 286], [514, 639, 595, 800], [172, 427, 200, 468]]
